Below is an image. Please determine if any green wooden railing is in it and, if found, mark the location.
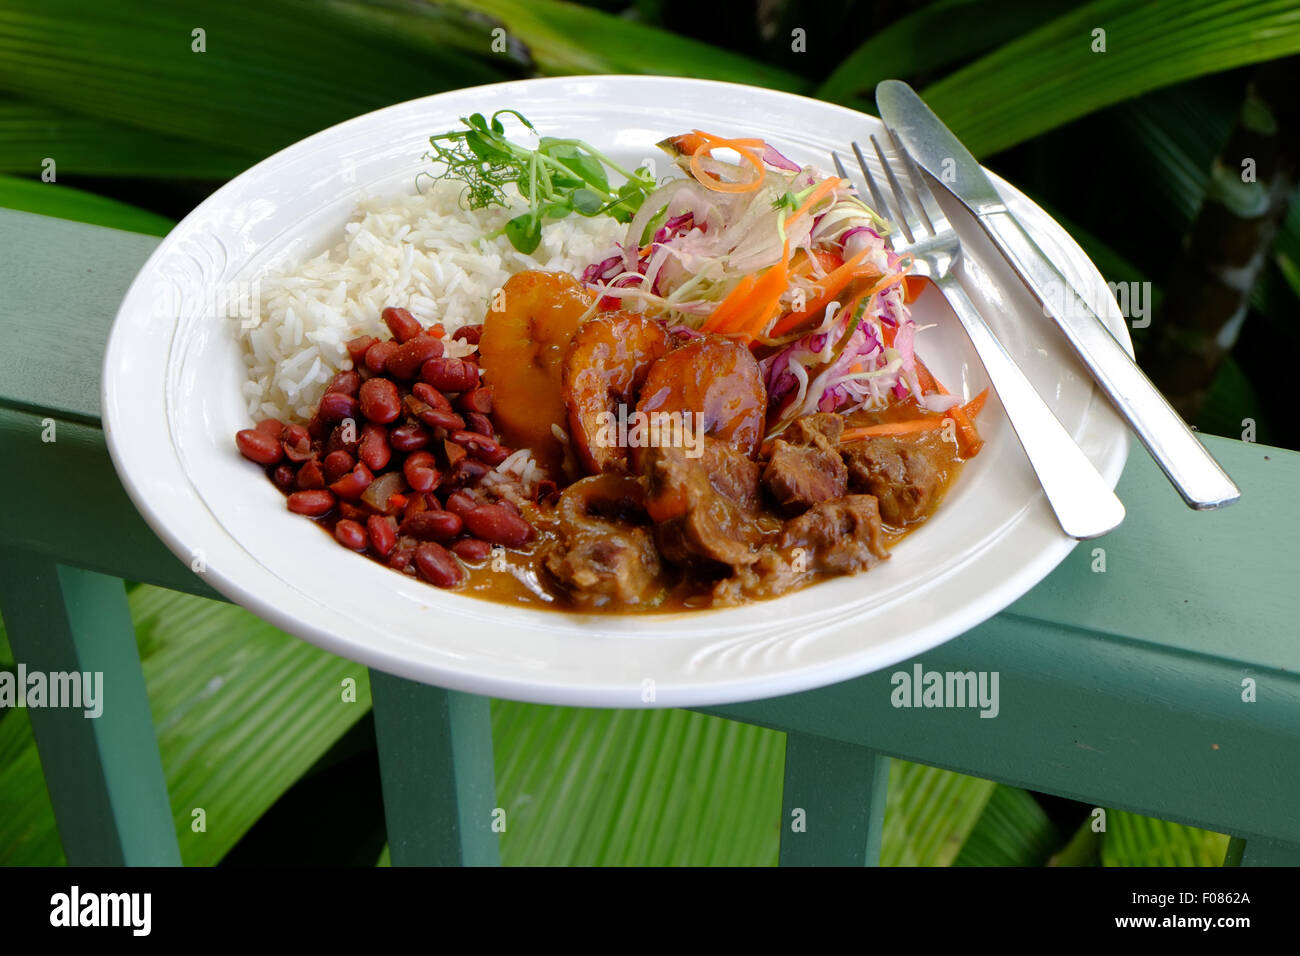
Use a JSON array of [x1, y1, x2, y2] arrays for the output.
[[2, 208, 1299, 866]]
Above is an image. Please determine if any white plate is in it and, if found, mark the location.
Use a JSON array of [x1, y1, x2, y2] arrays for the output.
[[102, 76, 1130, 708]]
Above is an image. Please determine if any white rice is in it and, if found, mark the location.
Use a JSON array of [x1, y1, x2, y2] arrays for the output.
[[238, 180, 623, 423]]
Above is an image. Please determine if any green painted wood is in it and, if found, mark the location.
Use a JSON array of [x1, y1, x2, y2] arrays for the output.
[[1225, 836, 1300, 866], [0, 554, 180, 865], [369, 669, 500, 866], [0, 406, 223, 602], [779, 735, 889, 866], [0, 209, 160, 424]]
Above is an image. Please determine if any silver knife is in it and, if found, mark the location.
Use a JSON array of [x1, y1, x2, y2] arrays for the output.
[[876, 79, 1240, 510]]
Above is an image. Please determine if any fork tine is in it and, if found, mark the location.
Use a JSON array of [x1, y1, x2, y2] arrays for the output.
[[871, 134, 925, 241], [885, 126, 941, 235], [832, 151, 850, 182], [851, 141, 908, 246]]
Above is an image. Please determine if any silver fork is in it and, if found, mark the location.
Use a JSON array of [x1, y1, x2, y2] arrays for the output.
[[839, 134, 1125, 539]]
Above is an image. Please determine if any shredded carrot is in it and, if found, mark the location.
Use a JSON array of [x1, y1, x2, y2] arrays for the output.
[[733, 240, 792, 340], [702, 273, 758, 333], [688, 130, 766, 194], [786, 177, 845, 227], [902, 276, 927, 303], [839, 388, 989, 458], [769, 246, 878, 336]]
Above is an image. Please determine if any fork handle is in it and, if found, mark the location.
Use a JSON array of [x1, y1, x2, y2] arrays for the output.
[[934, 274, 1126, 539]]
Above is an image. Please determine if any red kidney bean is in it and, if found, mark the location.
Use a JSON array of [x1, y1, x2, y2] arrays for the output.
[[338, 501, 369, 523], [403, 451, 440, 493], [325, 369, 361, 396], [414, 542, 463, 588], [367, 515, 398, 557], [254, 417, 285, 437], [467, 412, 495, 439], [419, 357, 478, 393], [334, 519, 368, 551], [419, 406, 464, 432], [456, 386, 493, 415], [386, 337, 444, 380], [296, 458, 325, 489], [318, 391, 360, 424], [281, 424, 313, 462], [357, 422, 391, 471], [359, 377, 401, 423], [345, 335, 378, 363], [464, 503, 532, 547], [411, 382, 452, 412], [448, 459, 491, 486], [323, 450, 355, 484], [364, 339, 400, 373], [450, 538, 493, 562], [307, 412, 331, 440], [327, 420, 362, 455], [388, 422, 430, 453], [271, 464, 297, 492], [450, 430, 509, 466], [497, 498, 520, 517], [388, 546, 415, 572], [288, 489, 335, 516], [329, 462, 374, 500], [444, 491, 478, 518], [400, 510, 463, 542], [382, 306, 423, 343], [236, 428, 283, 465], [451, 324, 482, 346]]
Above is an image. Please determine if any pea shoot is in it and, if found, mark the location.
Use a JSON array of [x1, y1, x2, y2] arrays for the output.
[[422, 109, 656, 254]]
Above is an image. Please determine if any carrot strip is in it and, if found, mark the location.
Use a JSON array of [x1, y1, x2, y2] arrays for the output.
[[688, 130, 766, 194], [733, 241, 792, 340], [839, 389, 989, 455], [702, 273, 758, 333], [769, 246, 878, 336], [786, 177, 845, 227]]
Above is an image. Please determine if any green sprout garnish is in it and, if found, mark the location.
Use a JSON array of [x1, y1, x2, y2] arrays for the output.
[[421, 109, 657, 254]]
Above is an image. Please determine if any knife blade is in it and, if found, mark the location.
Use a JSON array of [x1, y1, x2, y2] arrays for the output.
[[876, 79, 1240, 510]]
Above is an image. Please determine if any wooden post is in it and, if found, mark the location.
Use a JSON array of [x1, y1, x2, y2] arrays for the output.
[[369, 670, 500, 866], [0, 554, 180, 865]]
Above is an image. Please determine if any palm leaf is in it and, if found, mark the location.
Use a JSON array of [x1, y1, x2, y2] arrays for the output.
[[954, 785, 1061, 866], [443, 0, 807, 91], [0, 173, 174, 235], [923, 0, 1300, 158], [0, 0, 522, 159], [0, 586, 371, 865], [817, 0, 1075, 108], [0, 97, 258, 179], [1101, 810, 1230, 866], [880, 762, 996, 866]]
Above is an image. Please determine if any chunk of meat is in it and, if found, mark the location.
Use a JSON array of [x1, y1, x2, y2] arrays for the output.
[[563, 311, 670, 474], [642, 444, 762, 568], [543, 528, 663, 608], [784, 412, 844, 451], [542, 474, 663, 607], [780, 494, 887, 574], [842, 437, 943, 526], [702, 437, 762, 512], [762, 413, 849, 514], [636, 336, 767, 459], [711, 550, 805, 606]]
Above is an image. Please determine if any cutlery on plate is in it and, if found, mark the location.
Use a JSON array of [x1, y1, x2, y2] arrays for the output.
[[876, 79, 1240, 511], [836, 134, 1126, 540]]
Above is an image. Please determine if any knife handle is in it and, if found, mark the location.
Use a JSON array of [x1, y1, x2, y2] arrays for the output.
[[983, 211, 1241, 510]]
